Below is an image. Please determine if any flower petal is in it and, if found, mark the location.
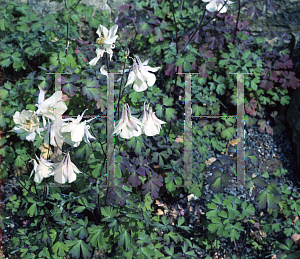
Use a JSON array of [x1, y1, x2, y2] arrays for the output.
[[105, 35, 118, 44], [96, 24, 102, 38], [144, 120, 160, 136], [71, 123, 85, 142], [151, 112, 166, 125], [100, 25, 109, 38], [12, 126, 25, 134], [133, 78, 148, 92], [106, 48, 114, 61], [120, 126, 134, 139], [142, 58, 151, 66], [108, 24, 118, 38], [53, 101, 68, 115], [113, 106, 126, 135], [13, 111, 21, 124], [144, 71, 156, 87], [89, 56, 101, 66], [100, 65, 108, 77], [61, 122, 78, 133], [38, 85, 45, 105], [125, 71, 136, 86], [206, 0, 218, 12], [143, 65, 161, 72], [26, 132, 36, 142], [217, 3, 227, 13]]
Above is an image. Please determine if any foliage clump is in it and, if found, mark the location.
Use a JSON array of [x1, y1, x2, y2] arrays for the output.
[[0, 0, 300, 258]]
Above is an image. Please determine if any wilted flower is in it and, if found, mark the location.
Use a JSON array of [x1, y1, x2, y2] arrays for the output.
[[141, 102, 166, 136], [202, 0, 234, 13], [100, 65, 108, 77], [89, 24, 118, 65], [60, 109, 96, 147], [11, 110, 44, 142], [113, 104, 146, 139], [35, 86, 68, 127], [30, 153, 55, 183], [125, 56, 161, 92], [52, 152, 81, 184]]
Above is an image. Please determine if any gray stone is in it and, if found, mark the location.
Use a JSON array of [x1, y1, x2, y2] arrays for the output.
[[226, 0, 300, 33], [224, 0, 300, 171], [7, 0, 128, 21]]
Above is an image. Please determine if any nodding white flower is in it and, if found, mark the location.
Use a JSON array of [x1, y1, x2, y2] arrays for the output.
[[30, 153, 55, 183], [11, 110, 44, 142], [35, 86, 68, 127], [202, 0, 234, 13], [141, 102, 166, 136], [52, 152, 81, 184], [44, 119, 63, 147], [113, 104, 146, 139], [125, 56, 161, 92], [60, 109, 96, 147], [89, 24, 118, 65]]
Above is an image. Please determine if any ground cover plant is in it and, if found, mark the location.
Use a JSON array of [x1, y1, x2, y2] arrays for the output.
[[1, 0, 300, 258]]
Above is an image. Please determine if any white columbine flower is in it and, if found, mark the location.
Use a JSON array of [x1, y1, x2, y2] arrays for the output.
[[35, 86, 68, 127], [60, 109, 96, 147], [11, 110, 44, 142], [141, 102, 166, 136], [30, 153, 55, 183], [113, 104, 146, 139], [44, 119, 63, 147], [125, 56, 161, 92], [52, 152, 81, 184], [89, 24, 118, 65], [202, 0, 234, 13]]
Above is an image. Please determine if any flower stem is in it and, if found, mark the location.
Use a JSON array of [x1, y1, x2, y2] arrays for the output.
[[106, 52, 110, 74], [117, 66, 132, 121], [180, 0, 231, 55]]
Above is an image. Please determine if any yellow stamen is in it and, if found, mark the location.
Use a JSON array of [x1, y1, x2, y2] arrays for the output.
[[48, 106, 56, 114], [96, 33, 107, 46], [22, 120, 34, 131]]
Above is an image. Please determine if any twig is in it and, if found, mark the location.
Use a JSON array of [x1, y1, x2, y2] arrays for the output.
[[1, 162, 38, 199], [64, 0, 70, 55], [13, 36, 34, 72], [232, 0, 241, 44], [180, 0, 230, 54]]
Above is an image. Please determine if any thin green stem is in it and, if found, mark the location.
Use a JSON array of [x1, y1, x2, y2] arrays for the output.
[[71, 159, 98, 181], [180, 0, 230, 55], [117, 66, 132, 121], [1, 162, 38, 199], [106, 52, 110, 74], [65, 0, 82, 16], [64, 0, 70, 56], [13, 36, 34, 72]]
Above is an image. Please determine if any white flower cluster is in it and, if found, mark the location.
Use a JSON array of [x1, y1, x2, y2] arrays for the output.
[[113, 102, 166, 139], [89, 25, 166, 139], [11, 86, 96, 184]]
